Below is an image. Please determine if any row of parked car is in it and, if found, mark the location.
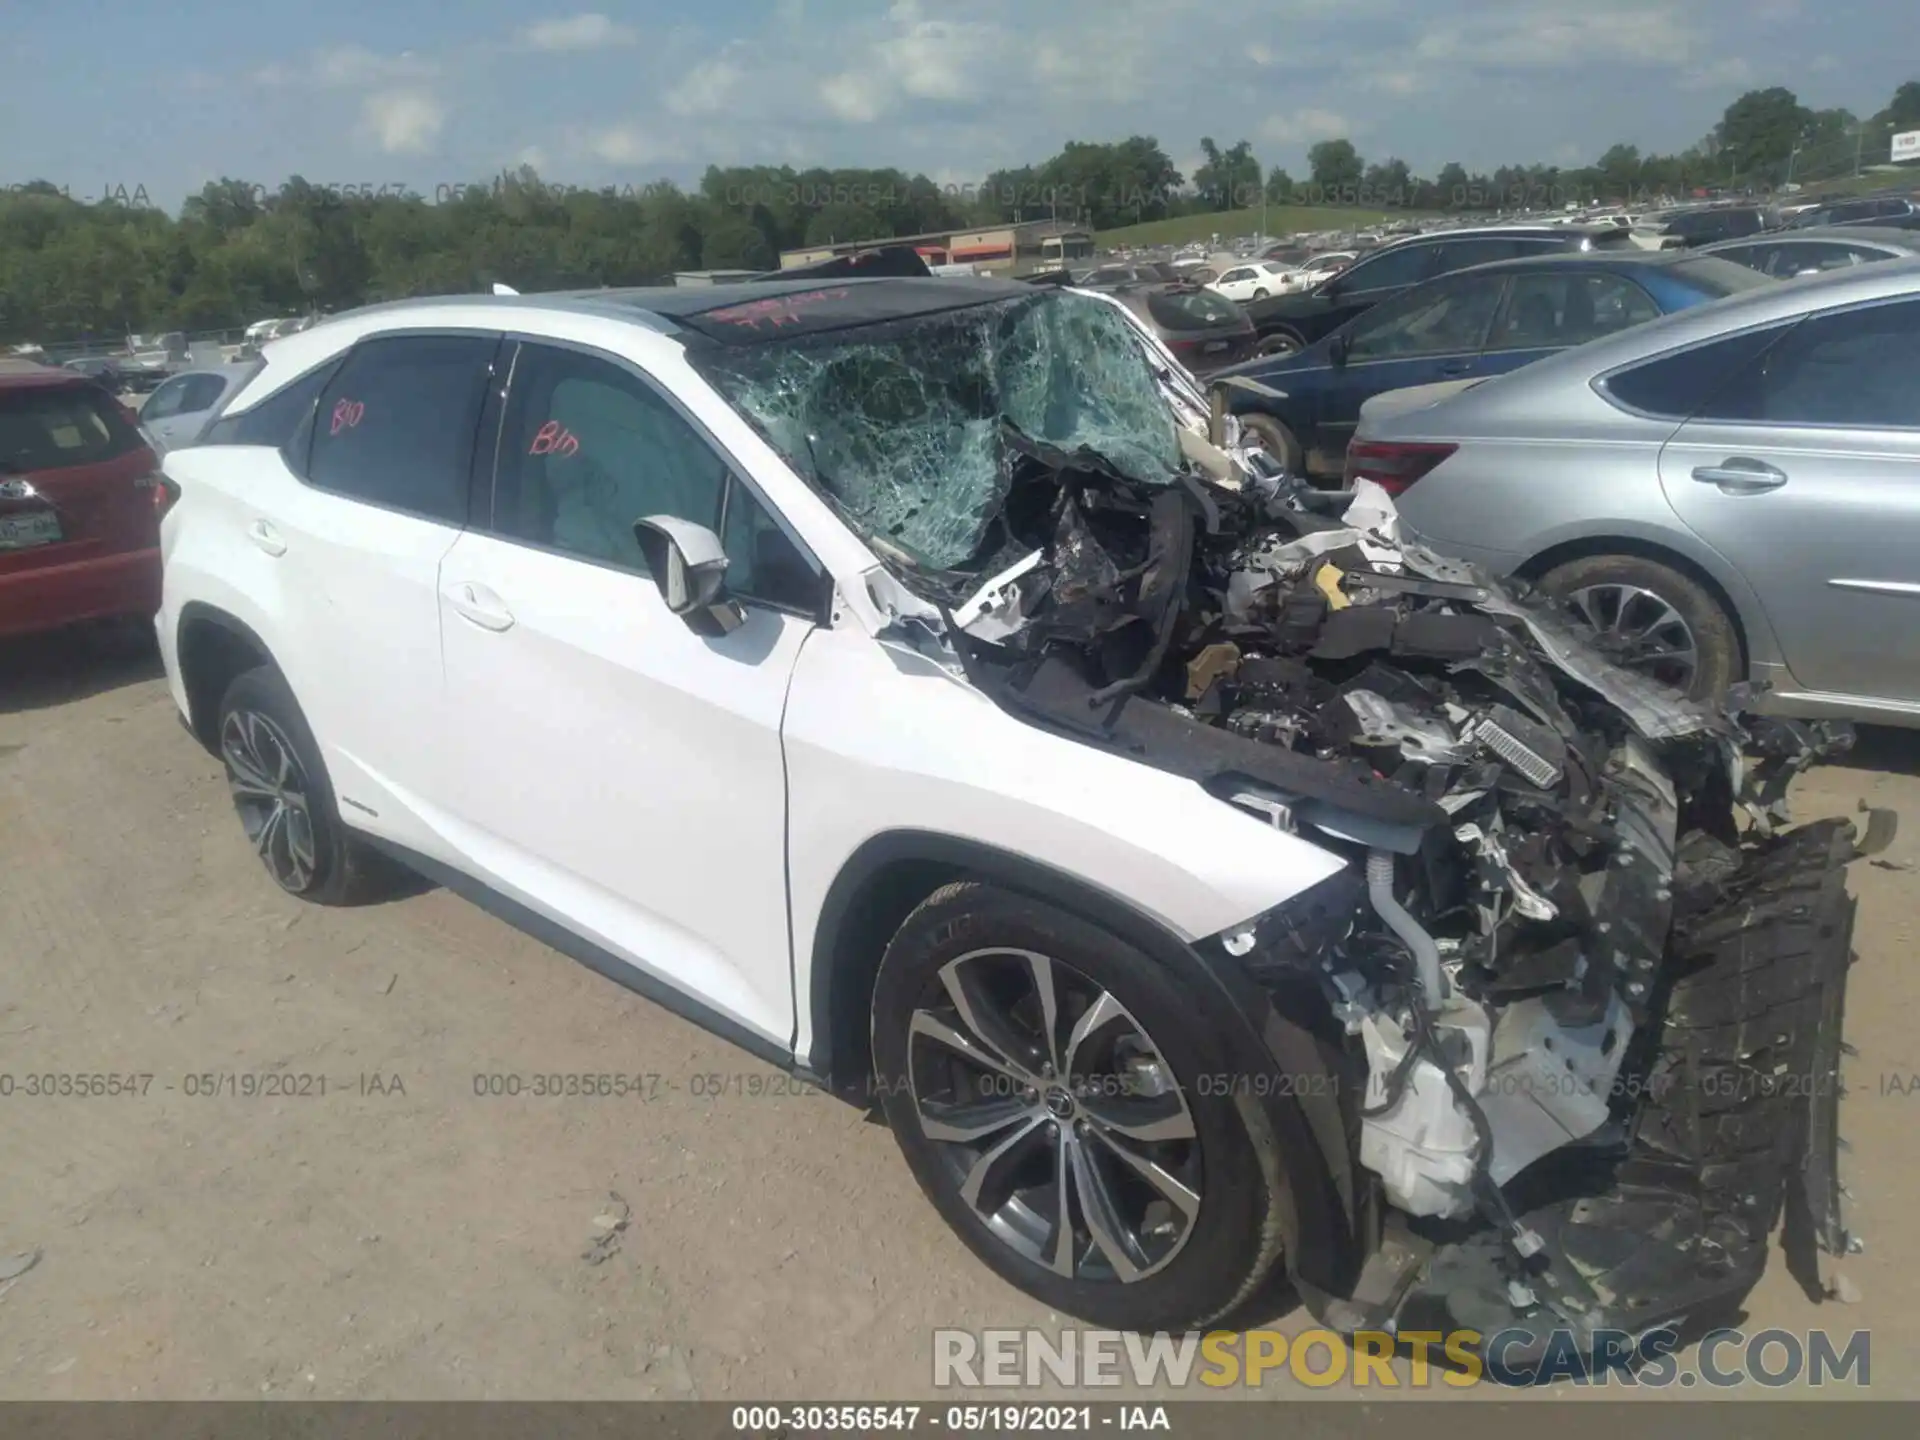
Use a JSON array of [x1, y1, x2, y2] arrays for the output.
[[1189, 221, 1920, 723]]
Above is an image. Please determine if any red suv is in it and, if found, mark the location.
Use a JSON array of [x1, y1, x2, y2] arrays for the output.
[[0, 363, 168, 640]]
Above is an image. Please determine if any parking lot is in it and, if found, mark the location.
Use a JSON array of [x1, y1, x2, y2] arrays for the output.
[[3, 629, 1919, 1400]]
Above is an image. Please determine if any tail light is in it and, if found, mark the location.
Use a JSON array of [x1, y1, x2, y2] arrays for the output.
[[1343, 440, 1458, 494], [137, 472, 181, 520]]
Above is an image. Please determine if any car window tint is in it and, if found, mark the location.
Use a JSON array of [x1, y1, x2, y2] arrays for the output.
[[492, 343, 814, 607], [202, 361, 330, 448], [307, 334, 495, 523], [1336, 243, 1433, 291], [1710, 243, 1758, 269], [1346, 278, 1502, 360], [1600, 324, 1794, 419], [1432, 239, 1524, 272], [1706, 298, 1920, 429], [1488, 272, 1660, 350]]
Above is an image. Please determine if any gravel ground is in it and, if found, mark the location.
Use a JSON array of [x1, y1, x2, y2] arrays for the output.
[[2, 630, 1916, 1401]]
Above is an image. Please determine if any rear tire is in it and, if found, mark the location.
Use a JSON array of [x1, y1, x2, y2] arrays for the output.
[[1257, 331, 1302, 357], [215, 666, 396, 905], [1534, 553, 1741, 702], [871, 882, 1290, 1331]]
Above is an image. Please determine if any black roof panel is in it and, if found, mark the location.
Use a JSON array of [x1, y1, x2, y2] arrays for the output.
[[567, 276, 1034, 345]]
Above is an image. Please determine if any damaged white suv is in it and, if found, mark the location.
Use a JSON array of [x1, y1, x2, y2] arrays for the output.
[[157, 274, 1874, 1353]]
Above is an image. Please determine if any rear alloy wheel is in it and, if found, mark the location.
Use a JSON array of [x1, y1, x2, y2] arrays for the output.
[[216, 666, 396, 905], [872, 882, 1290, 1330], [1536, 553, 1741, 701]]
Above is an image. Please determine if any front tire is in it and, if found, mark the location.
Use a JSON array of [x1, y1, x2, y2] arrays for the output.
[[871, 882, 1289, 1331], [216, 666, 395, 905], [1534, 553, 1741, 702], [1256, 331, 1302, 357]]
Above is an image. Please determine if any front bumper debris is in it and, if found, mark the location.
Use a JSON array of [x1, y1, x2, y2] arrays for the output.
[[1364, 816, 1865, 1359]]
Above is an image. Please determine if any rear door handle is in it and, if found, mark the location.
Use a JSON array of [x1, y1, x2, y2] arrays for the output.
[[246, 519, 287, 556], [1439, 360, 1472, 376], [1691, 458, 1787, 493], [442, 581, 515, 632]]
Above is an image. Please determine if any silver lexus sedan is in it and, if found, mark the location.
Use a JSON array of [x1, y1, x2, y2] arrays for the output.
[[1347, 258, 1920, 720]]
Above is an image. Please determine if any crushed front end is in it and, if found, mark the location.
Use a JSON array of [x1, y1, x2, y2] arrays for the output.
[[691, 284, 1875, 1349]]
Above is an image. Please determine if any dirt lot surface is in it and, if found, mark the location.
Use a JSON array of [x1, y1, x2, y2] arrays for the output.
[[3, 631, 1918, 1401]]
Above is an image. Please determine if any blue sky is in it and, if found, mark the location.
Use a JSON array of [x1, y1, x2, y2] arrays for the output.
[[2, 0, 1911, 209]]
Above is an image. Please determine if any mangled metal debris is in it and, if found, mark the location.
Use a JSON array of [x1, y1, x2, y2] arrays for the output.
[[691, 284, 1868, 1356]]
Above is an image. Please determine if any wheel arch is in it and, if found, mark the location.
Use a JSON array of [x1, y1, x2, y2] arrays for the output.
[[805, 829, 1367, 1296], [1514, 533, 1756, 676], [174, 601, 277, 752]]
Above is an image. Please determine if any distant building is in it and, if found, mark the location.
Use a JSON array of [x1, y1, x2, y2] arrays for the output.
[[778, 220, 1094, 278], [671, 269, 761, 287]]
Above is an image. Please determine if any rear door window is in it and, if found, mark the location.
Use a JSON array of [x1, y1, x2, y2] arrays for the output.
[[1488, 272, 1660, 350], [1346, 277, 1505, 360], [0, 383, 145, 474], [305, 334, 498, 525]]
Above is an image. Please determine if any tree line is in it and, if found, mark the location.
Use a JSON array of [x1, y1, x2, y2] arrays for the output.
[[2, 81, 1914, 346]]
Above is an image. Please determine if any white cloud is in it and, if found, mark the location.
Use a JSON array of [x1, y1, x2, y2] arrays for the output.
[[1261, 108, 1354, 145], [359, 91, 446, 154], [521, 13, 637, 52], [820, 71, 889, 123], [252, 46, 437, 89], [666, 58, 744, 117], [1414, 5, 1695, 68], [580, 127, 686, 167]]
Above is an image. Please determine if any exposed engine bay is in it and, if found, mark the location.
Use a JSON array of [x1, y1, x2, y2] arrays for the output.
[[694, 284, 1875, 1352]]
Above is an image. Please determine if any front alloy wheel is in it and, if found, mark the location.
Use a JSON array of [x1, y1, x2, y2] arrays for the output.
[[221, 708, 319, 893], [871, 882, 1297, 1330], [906, 948, 1202, 1283]]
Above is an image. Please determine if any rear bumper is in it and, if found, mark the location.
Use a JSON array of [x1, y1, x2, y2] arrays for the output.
[[0, 547, 161, 639]]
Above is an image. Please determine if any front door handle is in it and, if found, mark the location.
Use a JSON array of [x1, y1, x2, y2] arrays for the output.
[[443, 580, 515, 632], [1439, 359, 1472, 376], [1692, 458, 1787, 493], [246, 519, 287, 556]]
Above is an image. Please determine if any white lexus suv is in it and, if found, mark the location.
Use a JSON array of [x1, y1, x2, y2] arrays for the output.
[[157, 271, 1866, 1352]]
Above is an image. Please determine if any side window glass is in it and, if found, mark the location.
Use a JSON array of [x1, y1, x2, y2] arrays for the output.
[[1347, 279, 1501, 361], [1500, 274, 1660, 349], [1706, 299, 1920, 429], [1600, 324, 1793, 419], [180, 374, 226, 412], [494, 344, 728, 571], [1337, 244, 1432, 292], [1432, 238, 1521, 273], [1711, 244, 1756, 269], [144, 378, 187, 419], [492, 343, 819, 610], [308, 334, 496, 524]]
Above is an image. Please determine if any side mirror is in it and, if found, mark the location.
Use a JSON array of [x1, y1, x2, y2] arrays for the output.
[[633, 515, 746, 635]]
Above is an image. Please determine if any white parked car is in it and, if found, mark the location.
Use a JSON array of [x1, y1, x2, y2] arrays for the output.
[[138, 366, 251, 454], [153, 277, 1861, 1344], [1206, 261, 1294, 302]]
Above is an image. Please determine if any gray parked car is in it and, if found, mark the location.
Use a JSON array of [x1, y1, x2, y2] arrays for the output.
[[139, 366, 250, 453], [1697, 225, 1920, 279], [1346, 258, 1920, 719]]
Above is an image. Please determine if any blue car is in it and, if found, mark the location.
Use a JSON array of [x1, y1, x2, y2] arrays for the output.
[[1212, 250, 1769, 481]]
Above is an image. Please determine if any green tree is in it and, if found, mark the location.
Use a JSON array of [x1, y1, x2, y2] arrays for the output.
[[1307, 139, 1364, 192], [1718, 86, 1814, 184]]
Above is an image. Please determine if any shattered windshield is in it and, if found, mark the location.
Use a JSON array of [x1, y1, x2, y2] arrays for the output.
[[693, 289, 1183, 573]]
